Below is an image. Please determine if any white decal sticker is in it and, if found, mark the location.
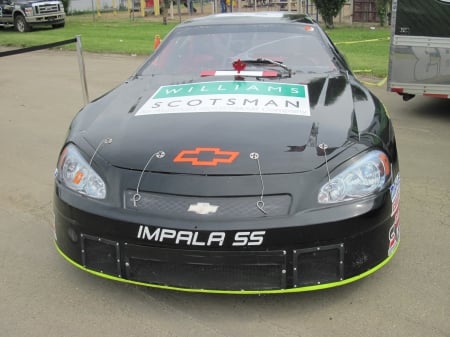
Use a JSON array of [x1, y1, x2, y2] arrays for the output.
[[135, 81, 310, 116]]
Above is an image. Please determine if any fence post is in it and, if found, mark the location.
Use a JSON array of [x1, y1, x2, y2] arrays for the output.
[[76, 35, 90, 106]]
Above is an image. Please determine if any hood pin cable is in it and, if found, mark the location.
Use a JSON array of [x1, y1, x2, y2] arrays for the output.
[[87, 137, 113, 179], [89, 137, 113, 168], [250, 152, 267, 215], [133, 150, 166, 207], [319, 143, 331, 182]]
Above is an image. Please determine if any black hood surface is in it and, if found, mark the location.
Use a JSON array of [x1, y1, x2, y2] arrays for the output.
[[74, 74, 376, 175]]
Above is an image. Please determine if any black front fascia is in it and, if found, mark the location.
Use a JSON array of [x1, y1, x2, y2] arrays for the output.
[[54, 189, 391, 250], [54, 182, 394, 290]]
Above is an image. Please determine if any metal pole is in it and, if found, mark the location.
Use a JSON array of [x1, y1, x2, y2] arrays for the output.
[[177, 0, 181, 22], [76, 35, 90, 106], [91, 0, 95, 21]]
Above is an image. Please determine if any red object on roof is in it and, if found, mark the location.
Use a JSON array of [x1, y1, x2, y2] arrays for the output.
[[232, 59, 247, 73]]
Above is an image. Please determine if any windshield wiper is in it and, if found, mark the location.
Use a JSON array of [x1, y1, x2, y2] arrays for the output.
[[240, 58, 292, 78], [200, 58, 292, 79]]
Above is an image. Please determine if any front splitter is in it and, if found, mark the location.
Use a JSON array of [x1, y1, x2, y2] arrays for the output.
[[55, 241, 399, 295]]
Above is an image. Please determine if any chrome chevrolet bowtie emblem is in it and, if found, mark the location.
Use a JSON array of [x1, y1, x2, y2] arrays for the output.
[[188, 202, 219, 215]]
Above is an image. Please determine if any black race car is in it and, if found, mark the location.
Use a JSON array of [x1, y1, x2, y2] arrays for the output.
[[53, 13, 400, 294]]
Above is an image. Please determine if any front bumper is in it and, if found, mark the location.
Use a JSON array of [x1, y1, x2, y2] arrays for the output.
[[53, 182, 400, 294], [26, 14, 65, 25]]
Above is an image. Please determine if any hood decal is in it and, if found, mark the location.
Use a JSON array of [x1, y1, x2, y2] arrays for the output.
[[135, 81, 311, 116], [79, 74, 364, 174]]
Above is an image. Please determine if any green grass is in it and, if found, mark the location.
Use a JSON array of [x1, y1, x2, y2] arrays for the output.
[[326, 26, 391, 78], [0, 13, 178, 54], [0, 14, 391, 77]]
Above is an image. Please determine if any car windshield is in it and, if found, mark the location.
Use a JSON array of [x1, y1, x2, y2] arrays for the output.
[[139, 23, 337, 76]]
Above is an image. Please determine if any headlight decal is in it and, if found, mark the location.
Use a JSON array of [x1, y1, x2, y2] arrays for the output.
[[318, 150, 392, 204]]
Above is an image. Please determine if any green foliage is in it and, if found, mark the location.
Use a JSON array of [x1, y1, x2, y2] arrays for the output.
[[376, 0, 390, 27], [312, 0, 347, 28], [61, 0, 70, 13]]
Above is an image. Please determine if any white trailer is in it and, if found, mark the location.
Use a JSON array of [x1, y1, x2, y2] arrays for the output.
[[387, 0, 450, 100]]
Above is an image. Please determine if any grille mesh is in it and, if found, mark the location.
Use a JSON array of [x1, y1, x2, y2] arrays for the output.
[[125, 190, 291, 218], [124, 245, 287, 290], [81, 234, 121, 277]]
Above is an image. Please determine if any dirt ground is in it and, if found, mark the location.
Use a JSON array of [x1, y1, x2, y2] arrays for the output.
[[0, 48, 449, 337]]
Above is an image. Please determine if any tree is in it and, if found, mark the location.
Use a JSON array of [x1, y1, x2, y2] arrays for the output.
[[61, 0, 70, 13], [312, 0, 347, 29], [376, 0, 391, 27], [162, 0, 171, 24]]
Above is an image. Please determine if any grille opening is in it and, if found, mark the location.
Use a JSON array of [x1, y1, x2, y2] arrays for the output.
[[81, 234, 121, 277], [124, 245, 287, 291], [125, 190, 291, 219], [294, 244, 344, 286]]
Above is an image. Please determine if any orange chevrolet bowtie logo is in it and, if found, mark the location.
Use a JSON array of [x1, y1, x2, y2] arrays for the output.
[[174, 147, 240, 166]]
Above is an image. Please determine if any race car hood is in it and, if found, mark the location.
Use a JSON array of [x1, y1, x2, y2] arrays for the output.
[[76, 74, 375, 175]]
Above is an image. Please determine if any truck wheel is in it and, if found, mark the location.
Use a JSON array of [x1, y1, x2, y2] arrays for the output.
[[14, 14, 31, 32]]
